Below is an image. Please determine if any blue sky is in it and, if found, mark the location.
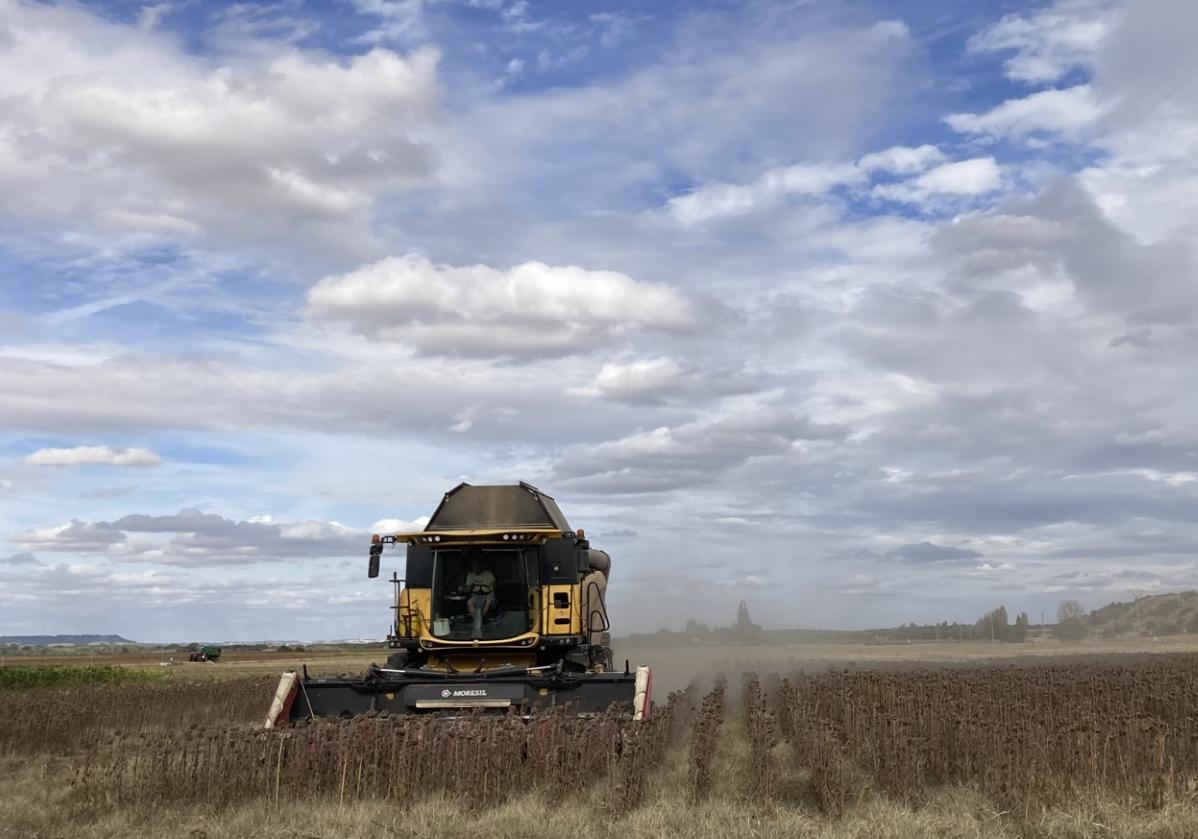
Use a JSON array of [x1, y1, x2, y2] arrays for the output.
[[3, 0, 1198, 641]]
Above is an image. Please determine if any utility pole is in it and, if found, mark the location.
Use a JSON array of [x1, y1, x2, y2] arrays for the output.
[[1040, 610, 1046, 640], [1132, 590, 1144, 637], [990, 611, 995, 643]]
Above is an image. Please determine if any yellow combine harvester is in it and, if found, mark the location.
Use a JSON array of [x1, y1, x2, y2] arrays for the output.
[[266, 482, 650, 723]]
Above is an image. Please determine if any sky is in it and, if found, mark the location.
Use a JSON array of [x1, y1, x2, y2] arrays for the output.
[[1, 0, 1196, 642]]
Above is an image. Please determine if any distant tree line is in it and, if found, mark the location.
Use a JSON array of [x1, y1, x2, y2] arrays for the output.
[[894, 606, 1033, 643], [626, 593, 1198, 646]]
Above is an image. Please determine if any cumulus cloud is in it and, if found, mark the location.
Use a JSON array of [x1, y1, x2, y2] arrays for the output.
[[12, 521, 125, 553], [307, 255, 697, 358], [857, 144, 947, 175], [935, 179, 1196, 318], [1, 552, 41, 566], [968, 0, 1114, 84], [370, 516, 430, 534], [872, 158, 1003, 205], [554, 405, 849, 493], [666, 163, 864, 226], [11, 509, 366, 565], [666, 145, 947, 225], [570, 358, 689, 402], [945, 86, 1103, 139], [0, 343, 713, 447], [25, 446, 162, 467], [0, 1, 440, 251]]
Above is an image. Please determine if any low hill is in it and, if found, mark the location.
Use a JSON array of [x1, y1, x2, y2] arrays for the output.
[[0, 634, 138, 646], [1087, 591, 1198, 638]]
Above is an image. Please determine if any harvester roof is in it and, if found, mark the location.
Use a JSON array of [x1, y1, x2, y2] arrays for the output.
[[424, 482, 571, 532]]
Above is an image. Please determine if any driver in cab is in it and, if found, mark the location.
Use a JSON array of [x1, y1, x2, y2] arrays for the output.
[[463, 557, 495, 632]]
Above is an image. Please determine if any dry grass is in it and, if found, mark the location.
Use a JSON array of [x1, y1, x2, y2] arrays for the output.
[[0, 676, 274, 754], [784, 656, 1198, 806], [8, 753, 1198, 839]]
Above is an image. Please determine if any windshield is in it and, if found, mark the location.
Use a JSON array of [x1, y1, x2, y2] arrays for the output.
[[430, 547, 534, 641]]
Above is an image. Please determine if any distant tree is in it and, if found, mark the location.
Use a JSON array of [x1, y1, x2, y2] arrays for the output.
[[1056, 618, 1087, 642], [735, 600, 763, 644], [1054, 600, 1088, 641], [976, 606, 1009, 641], [1004, 612, 1030, 643], [1058, 600, 1085, 623]]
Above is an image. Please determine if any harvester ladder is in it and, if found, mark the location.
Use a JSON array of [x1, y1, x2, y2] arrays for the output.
[[391, 572, 420, 638]]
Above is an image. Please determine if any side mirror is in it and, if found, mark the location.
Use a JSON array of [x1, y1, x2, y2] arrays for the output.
[[368, 543, 382, 579]]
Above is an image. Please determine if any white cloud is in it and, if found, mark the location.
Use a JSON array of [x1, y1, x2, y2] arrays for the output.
[[0, 1, 441, 253], [370, 516, 430, 534], [945, 85, 1103, 139], [667, 163, 864, 226], [307, 255, 697, 357], [913, 158, 1003, 195], [666, 145, 948, 225], [1, 552, 41, 566], [0, 345, 652, 440], [24, 446, 162, 467], [858, 144, 946, 175], [554, 403, 848, 493], [11, 509, 369, 565], [571, 357, 688, 401], [872, 157, 1003, 205], [1073, 0, 1198, 245], [12, 520, 125, 552], [95, 210, 203, 236], [969, 0, 1114, 84]]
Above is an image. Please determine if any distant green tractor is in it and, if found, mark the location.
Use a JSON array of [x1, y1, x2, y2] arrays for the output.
[[188, 646, 222, 662]]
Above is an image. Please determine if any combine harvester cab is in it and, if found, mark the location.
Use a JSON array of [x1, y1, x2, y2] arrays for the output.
[[267, 483, 650, 725]]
